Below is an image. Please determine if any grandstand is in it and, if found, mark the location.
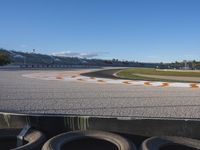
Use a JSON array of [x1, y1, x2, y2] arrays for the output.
[[0, 48, 159, 68], [1, 48, 200, 69]]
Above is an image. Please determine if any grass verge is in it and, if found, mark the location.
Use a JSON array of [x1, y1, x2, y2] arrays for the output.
[[117, 68, 200, 83]]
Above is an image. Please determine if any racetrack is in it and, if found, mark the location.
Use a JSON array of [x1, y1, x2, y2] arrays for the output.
[[0, 68, 200, 119]]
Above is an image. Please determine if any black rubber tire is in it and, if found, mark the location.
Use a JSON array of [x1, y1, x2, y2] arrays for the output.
[[141, 136, 200, 150], [0, 128, 46, 150], [42, 130, 136, 150]]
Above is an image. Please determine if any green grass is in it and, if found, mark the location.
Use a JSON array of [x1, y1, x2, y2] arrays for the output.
[[117, 68, 200, 83]]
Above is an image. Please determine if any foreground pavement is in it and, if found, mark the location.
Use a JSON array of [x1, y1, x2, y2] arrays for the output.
[[0, 69, 200, 119]]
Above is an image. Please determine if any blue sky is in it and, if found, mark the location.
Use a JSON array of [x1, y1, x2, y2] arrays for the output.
[[0, 0, 200, 62]]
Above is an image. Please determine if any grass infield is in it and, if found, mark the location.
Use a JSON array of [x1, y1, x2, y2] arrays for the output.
[[117, 68, 200, 83]]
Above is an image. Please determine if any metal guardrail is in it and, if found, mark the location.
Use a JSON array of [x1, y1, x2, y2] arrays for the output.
[[19, 64, 98, 68]]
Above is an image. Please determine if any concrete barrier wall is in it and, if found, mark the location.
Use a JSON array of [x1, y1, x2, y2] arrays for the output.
[[1, 113, 200, 139]]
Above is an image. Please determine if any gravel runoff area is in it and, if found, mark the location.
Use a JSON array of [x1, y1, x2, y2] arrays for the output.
[[0, 69, 200, 119]]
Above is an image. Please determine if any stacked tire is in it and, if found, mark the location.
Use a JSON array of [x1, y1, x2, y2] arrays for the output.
[[0, 128, 46, 150], [2, 128, 200, 150], [141, 136, 200, 150], [42, 130, 137, 150]]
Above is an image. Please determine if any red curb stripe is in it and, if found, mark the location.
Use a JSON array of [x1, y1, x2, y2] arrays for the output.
[[160, 82, 169, 87], [144, 82, 152, 86], [77, 78, 84, 81], [56, 76, 63, 79], [97, 80, 106, 83], [122, 81, 131, 84], [190, 84, 199, 88]]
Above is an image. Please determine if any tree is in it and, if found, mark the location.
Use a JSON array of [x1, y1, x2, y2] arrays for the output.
[[0, 52, 11, 66]]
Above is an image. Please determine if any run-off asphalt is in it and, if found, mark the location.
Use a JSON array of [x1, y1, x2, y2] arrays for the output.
[[0, 69, 200, 119]]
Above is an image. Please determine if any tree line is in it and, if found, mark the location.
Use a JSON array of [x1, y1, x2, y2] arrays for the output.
[[0, 51, 11, 66]]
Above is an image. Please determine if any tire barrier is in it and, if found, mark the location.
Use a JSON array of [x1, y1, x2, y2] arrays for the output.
[[140, 136, 200, 150], [2, 127, 200, 150], [42, 130, 137, 150], [2, 113, 200, 149], [0, 127, 46, 150]]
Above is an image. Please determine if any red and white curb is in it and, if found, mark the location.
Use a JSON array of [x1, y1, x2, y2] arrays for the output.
[[22, 72, 200, 88]]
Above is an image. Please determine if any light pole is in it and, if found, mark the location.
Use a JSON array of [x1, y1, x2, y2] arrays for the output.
[[183, 60, 187, 70], [23, 56, 26, 65]]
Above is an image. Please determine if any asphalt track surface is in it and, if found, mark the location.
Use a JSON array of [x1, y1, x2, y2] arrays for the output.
[[0, 68, 200, 119]]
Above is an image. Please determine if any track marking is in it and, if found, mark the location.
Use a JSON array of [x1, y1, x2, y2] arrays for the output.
[[77, 78, 85, 81], [190, 84, 199, 88], [22, 71, 200, 89], [144, 82, 152, 86], [160, 83, 169, 87], [97, 80, 106, 83], [71, 75, 77, 78], [122, 81, 132, 84], [56, 76, 63, 79]]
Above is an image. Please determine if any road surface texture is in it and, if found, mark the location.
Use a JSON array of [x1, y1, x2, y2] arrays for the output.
[[0, 69, 200, 119]]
